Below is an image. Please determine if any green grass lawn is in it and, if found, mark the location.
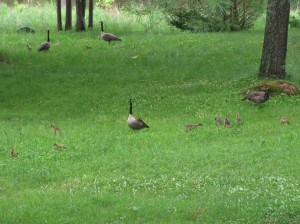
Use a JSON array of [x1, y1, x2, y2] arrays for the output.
[[0, 4, 300, 223]]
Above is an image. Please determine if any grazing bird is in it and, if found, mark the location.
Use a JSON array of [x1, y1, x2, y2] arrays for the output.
[[38, 30, 51, 52], [215, 116, 223, 125], [236, 112, 243, 124], [51, 124, 61, 134], [99, 21, 121, 44], [85, 45, 93, 49], [127, 99, 149, 130], [242, 90, 269, 104], [17, 26, 35, 33], [224, 114, 231, 127], [10, 147, 18, 158], [185, 123, 203, 132], [26, 44, 32, 50], [53, 143, 67, 149], [280, 116, 290, 124]]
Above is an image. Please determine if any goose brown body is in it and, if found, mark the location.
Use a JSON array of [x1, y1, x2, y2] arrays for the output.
[[38, 30, 51, 52], [127, 99, 149, 130], [242, 90, 269, 103], [99, 21, 121, 44]]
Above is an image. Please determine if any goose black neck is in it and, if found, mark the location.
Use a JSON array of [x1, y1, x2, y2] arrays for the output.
[[47, 30, 50, 42], [100, 21, 104, 32], [129, 99, 133, 115]]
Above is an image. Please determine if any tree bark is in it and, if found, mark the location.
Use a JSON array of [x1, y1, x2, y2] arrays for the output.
[[56, 0, 62, 31], [76, 0, 86, 31], [65, 0, 72, 30], [88, 0, 93, 28], [259, 0, 290, 78]]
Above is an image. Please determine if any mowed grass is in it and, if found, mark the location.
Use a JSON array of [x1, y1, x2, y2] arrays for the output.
[[1, 4, 300, 223]]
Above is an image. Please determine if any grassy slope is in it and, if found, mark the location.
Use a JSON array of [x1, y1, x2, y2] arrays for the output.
[[0, 5, 300, 224]]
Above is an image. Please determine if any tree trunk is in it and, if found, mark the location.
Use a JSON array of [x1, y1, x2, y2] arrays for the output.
[[65, 0, 72, 30], [76, 0, 86, 31], [259, 0, 290, 78], [88, 0, 93, 28], [56, 0, 62, 31]]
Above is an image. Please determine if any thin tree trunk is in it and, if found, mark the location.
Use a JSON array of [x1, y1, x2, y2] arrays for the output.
[[56, 0, 62, 31], [88, 0, 93, 28], [76, 0, 86, 31], [65, 0, 72, 30], [259, 0, 290, 78]]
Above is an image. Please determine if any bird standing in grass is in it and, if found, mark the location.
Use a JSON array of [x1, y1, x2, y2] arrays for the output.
[[280, 116, 290, 124], [127, 99, 149, 130], [185, 123, 203, 132], [98, 21, 121, 44], [38, 30, 51, 52], [26, 44, 32, 50], [242, 90, 269, 104], [224, 114, 231, 127], [10, 147, 18, 158], [236, 112, 243, 124], [51, 124, 61, 134], [215, 116, 223, 125], [53, 143, 67, 150]]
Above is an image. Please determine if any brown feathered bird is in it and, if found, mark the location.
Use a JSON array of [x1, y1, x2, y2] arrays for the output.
[[53, 143, 67, 149], [51, 124, 61, 134], [242, 90, 269, 104], [280, 116, 290, 124], [10, 147, 18, 158], [38, 30, 51, 52], [127, 99, 149, 130], [215, 116, 223, 125], [236, 112, 243, 124], [224, 114, 231, 127], [99, 21, 121, 44], [185, 123, 203, 132]]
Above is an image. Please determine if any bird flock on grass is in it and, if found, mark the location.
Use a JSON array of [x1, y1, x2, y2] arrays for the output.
[[3, 24, 293, 159], [20, 20, 122, 52]]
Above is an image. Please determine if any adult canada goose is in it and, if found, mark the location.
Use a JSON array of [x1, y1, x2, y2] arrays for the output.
[[215, 116, 223, 125], [38, 30, 51, 52], [242, 90, 269, 104], [10, 147, 18, 158], [99, 21, 121, 44], [224, 114, 231, 127], [51, 124, 61, 134], [127, 99, 149, 130], [185, 123, 203, 132]]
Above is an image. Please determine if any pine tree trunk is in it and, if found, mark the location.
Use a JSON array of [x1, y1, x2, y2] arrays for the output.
[[76, 0, 86, 31], [56, 0, 62, 31], [88, 0, 93, 28], [65, 0, 72, 30], [259, 0, 290, 78]]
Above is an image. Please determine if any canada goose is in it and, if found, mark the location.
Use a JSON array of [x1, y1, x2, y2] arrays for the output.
[[242, 90, 269, 104], [224, 114, 231, 127], [99, 21, 121, 44], [10, 147, 18, 158], [51, 124, 61, 134], [280, 116, 290, 124], [53, 143, 67, 149], [17, 26, 35, 33], [236, 112, 242, 124], [127, 99, 149, 130], [38, 30, 51, 52], [26, 44, 32, 50], [185, 123, 203, 132], [215, 116, 223, 125]]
